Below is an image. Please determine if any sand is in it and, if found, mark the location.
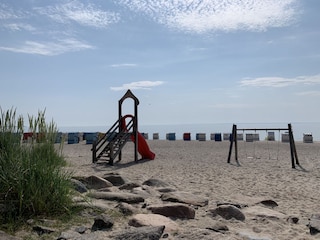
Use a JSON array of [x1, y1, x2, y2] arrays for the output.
[[62, 139, 320, 239]]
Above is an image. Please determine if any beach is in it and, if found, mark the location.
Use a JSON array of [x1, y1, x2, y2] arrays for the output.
[[61, 139, 320, 239]]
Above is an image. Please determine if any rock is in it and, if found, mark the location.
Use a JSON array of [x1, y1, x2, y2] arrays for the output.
[[88, 191, 144, 203], [216, 201, 247, 209], [32, 225, 56, 236], [84, 175, 113, 189], [119, 182, 140, 190], [129, 214, 180, 233], [209, 205, 245, 221], [308, 214, 320, 235], [161, 191, 208, 207], [70, 178, 88, 193], [142, 178, 169, 187], [103, 173, 127, 186], [57, 230, 82, 240], [113, 226, 165, 240], [116, 202, 138, 216], [257, 199, 278, 208], [287, 216, 299, 224], [238, 230, 272, 240], [206, 222, 229, 233], [156, 187, 176, 193], [91, 214, 114, 231], [243, 205, 286, 220], [147, 203, 195, 219], [0, 230, 21, 240], [74, 226, 88, 234]]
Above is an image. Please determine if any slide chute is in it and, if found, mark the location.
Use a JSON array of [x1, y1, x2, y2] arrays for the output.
[[121, 115, 155, 160]]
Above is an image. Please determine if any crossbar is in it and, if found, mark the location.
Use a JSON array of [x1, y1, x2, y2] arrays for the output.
[[236, 128, 288, 131], [227, 123, 300, 168]]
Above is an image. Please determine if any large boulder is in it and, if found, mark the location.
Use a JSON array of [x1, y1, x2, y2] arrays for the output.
[[84, 175, 113, 189], [147, 203, 195, 219], [128, 213, 180, 233], [161, 191, 208, 207], [113, 226, 165, 240], [308, 214, 320, 235], [208, 205, 245, 221], [88, 191, 144, 203]]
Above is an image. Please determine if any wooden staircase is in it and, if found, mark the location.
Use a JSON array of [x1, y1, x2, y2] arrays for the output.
[[92, 117, 134, 165]]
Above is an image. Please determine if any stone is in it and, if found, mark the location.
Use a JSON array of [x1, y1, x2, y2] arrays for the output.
[[209, 205, 245, 221], [113, 226, 165, 240], [0, 230, 21, 240], [91, 214, 114, 231], [32, 225, 56, 236], [103, 173, 127, 186], [206, 222, 229, 233], [70, 178, 88, 193], [129, 214, 180, 233], [119, 182, 140, 190], [161, 191, 208, 207], [243, 205, 286, 220], [147, 203, 195, 219], [84, 175, 113, 189], [88, 191, 144, 203], [308, 214, 320, 235], [57, 230, 82, 240], [257, 199, 278, 208], [142, 178, 169, 187], [116, 202, 137, 216]]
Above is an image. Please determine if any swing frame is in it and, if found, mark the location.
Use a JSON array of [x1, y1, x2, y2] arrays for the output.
[[227, 123, 300, 168]]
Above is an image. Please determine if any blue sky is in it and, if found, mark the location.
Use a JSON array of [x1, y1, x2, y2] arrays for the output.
[[1, 0, 320, 129]]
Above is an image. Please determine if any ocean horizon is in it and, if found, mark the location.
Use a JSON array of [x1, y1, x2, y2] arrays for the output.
[[58, 122, 320, 142]]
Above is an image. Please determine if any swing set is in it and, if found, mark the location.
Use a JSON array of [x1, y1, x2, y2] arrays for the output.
[[227, 123, 300, 168]]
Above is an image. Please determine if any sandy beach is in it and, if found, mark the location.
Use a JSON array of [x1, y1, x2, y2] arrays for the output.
[[61, 139, 320, 239]]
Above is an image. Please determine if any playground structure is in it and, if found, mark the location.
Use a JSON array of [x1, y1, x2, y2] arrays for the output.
[[227, 123, 300, 168], [92, 90, 155, 165]]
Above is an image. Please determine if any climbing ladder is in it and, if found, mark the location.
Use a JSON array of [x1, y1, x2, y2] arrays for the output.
[[92, 117, 134, 165]]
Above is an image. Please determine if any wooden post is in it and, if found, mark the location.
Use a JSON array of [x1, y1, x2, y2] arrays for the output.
[[288, 123, 299, 168], [228, 124, 238, 165], [92, 141, 96, 163]]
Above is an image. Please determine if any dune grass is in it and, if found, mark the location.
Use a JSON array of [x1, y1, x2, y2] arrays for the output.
[[0, 108, 73, 230]]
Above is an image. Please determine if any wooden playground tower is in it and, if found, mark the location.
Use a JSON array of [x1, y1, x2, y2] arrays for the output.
[[227, 123, 300, 168], [92, 90, 139, 165]]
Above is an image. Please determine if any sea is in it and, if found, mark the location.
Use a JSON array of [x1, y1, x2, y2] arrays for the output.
[[59, 122, 320, 142]]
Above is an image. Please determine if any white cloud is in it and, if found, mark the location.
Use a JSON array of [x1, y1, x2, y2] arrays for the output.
[[240, 74, 320, 88], [109, 63, 138, 68], [296, 91, 320, 97], [0, 39, 94, 56], [111, 81, 164, 91], [3, 23, 36, 32], [117, 0, 299, 33], [0, 3, 27, 20], [36, 1, 119, 28]]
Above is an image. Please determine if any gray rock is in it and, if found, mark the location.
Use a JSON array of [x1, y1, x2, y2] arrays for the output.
[[57, 230, 82, 240], [116, 202, 138, 216], [206, 222, 229, 233], [0, 230, 21, 240], [119, 182, 140, 190], [32, 225, 56, 236], [308, 214, 320, 235], [84, 175, 113, 189], [70, 178, 88, 193], [88, 191, 145, 203], [161, 191, 208, 207], [113, 225, 165, 240], [147, 203, 195, 219], [142, 178, 169, 187], [91, 214, 114, 231], [128, 214, 180, 233], [257, 199, 278, 208], [103, 173, 127, 186], [209, 205, 245, 221]]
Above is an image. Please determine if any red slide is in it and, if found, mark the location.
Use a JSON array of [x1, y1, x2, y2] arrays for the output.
[[121, 115, 155, 160]]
